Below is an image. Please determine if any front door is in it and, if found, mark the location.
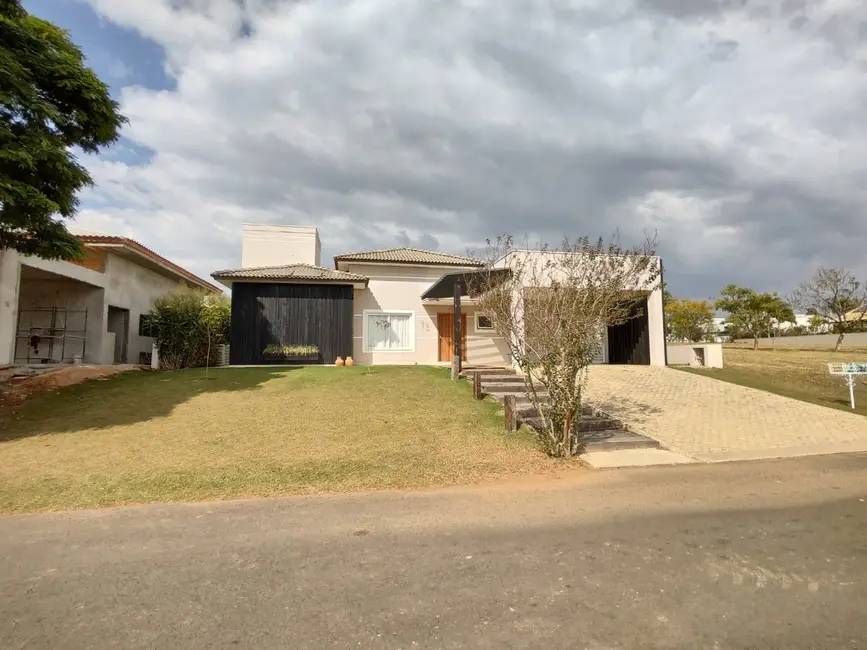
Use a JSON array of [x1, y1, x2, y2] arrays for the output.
[[437, 313, 468, 362]]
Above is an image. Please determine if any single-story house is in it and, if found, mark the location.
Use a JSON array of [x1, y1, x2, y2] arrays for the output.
[[212, 224, 667, 367], [0, 233, 221, 366], [844, 307, 867, 323]]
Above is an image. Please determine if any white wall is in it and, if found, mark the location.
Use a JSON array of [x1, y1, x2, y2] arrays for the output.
[[0, 250, 21, 365], [241, 224, 321, 268], [735, 333, 867, 347], [495, 251, 666, 366], [646, 283, 666, 366], [667, 343, 724, 368], [344, 263, 510, 366]]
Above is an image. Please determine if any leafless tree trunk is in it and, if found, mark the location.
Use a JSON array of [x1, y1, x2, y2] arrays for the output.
[[467, 233, 660, 457]]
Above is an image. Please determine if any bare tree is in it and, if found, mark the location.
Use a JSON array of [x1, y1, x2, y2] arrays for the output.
[[791, 268, 867, 351], [467, 234, 660, 457]]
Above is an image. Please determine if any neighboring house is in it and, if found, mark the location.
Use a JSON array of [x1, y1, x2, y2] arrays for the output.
[[774, 314, 829, 333], [844, 307, 867, 323], [0, 233, 221, 366], [212, 224, 667, 367]]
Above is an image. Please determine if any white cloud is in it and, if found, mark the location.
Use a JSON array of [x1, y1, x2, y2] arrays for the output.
[[76, 0, 867, 296]]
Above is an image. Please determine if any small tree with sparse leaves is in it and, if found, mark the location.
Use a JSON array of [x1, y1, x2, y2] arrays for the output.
[[791, 268, 867, 351], [467, 233, 660, 457]]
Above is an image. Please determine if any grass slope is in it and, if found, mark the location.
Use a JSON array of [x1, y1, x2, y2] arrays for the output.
[[677, 345, 867, 418], [0, 366, 555, 514]]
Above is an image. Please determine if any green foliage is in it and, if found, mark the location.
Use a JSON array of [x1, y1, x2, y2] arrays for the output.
[[665, 298, 715, 342], [715, 285, 795, 349], [662, 288, 674, 307], [262, 344, 320, 357], [0, 0, 127, 260], [807, 314, 826, 334], [791, 267, 867, 350], [148, 288, 230, 369]]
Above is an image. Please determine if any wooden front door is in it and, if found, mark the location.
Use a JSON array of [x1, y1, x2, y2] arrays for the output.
[[437, 313, 468, 362]]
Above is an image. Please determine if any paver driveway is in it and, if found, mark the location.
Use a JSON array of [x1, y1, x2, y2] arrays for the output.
[[585, 366, 867, 462]]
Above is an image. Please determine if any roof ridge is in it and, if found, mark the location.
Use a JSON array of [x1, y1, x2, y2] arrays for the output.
[[335, 246, 480, 260], [214, 262, 337, 272]]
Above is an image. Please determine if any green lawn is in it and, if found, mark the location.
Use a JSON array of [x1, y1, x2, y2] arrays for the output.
[[0, 366, 558, 514], [676, 345, 867, 418]]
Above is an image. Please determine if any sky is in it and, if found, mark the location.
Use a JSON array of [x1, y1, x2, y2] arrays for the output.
[[22, 0, 867, 298]]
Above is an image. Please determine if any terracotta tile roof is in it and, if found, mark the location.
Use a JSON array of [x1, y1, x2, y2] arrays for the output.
[[211, 263, 368, 284], [334, 247, 483, 267], [76, 235, 222, 292]]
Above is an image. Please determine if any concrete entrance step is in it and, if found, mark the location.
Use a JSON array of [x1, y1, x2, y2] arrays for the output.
[[513, 400, 596, 416], [581, 449, 696, 469], [484, 383, 547, 395], [519, 419, 657, 451], [461, 367, 515, 378], [580, 429, 659, 451], [479, 375, 525, 385], [517, 414, 622, 432]]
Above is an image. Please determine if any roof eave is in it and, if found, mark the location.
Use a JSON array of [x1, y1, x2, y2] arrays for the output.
[[81, 237, 222, 293], [210, 275, 368, 289]]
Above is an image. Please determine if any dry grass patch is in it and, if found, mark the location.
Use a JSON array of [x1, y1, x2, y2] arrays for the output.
[[677, 345, 867, 417], [0, 366, 561, 513]]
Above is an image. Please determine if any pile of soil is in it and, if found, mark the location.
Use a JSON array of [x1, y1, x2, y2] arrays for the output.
[[0, 365, 141, 407]]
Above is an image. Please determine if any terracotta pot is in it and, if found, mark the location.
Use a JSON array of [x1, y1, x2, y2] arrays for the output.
[[345, 356, 354, 367], [335, 357, 345, 366]]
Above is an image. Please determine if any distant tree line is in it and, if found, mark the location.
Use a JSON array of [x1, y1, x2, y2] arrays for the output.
[[665, 267, 867, 351]]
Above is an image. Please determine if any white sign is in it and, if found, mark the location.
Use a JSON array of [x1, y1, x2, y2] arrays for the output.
[[827, 363, 867, 409]]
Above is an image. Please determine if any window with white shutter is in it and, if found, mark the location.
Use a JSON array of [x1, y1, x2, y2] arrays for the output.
[[363, 311, 415, 352]]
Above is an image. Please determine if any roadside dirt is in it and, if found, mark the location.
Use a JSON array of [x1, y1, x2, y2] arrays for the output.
[[0, 365, 141, 407]]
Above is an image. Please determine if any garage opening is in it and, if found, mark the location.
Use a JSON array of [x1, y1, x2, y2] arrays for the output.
[[15, 265, 99, 364], [607, 296, 650, 365]]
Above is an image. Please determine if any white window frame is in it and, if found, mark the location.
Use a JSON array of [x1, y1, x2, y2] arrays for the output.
[[362, 309, 416, 353], [475, 313, 495, 333]]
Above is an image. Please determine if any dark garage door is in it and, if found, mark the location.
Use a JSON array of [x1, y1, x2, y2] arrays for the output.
[[229, 283, 354, 365]]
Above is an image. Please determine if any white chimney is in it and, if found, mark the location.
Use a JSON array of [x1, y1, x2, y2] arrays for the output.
[[241, 224, 321, 268]]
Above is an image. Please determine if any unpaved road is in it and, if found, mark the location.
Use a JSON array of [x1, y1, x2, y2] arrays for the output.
[[2, 455, 867, 649]]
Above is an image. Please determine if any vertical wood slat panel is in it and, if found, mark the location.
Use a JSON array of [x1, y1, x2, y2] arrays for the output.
[[229, 283, 354, 365]]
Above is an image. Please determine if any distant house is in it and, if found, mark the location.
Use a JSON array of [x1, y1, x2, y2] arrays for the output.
[[212, 224, 667, 367], [0, 233, 220, 366], [843, 307, 867, 323], [776, 314, 830, 333]]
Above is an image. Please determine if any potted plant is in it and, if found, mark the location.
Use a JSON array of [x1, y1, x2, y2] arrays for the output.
[[261, 344, 320, 364]]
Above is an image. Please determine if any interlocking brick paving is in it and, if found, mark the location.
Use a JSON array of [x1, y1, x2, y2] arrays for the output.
[[585, 366, 867, 461]]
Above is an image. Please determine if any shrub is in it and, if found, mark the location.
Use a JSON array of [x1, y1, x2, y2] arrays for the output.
[[262, 344, 320, 357], [148, 287, 230, 370]]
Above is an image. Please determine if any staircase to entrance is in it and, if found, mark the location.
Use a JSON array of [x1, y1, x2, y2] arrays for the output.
[[462, 366, 660, 452]]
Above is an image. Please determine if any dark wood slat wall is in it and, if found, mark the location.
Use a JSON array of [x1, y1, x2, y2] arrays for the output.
[[607, 297, 651, 365], [229, 283, 354, 365]]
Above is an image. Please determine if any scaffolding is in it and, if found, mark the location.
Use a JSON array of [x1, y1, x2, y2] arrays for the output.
[[15, 306, 88, 364]]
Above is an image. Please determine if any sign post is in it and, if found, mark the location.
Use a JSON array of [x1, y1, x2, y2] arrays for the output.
[[827, 363, 867, 409]]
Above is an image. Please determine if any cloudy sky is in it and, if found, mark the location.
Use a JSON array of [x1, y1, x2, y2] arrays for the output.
[[24, 0, 867, 298]]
